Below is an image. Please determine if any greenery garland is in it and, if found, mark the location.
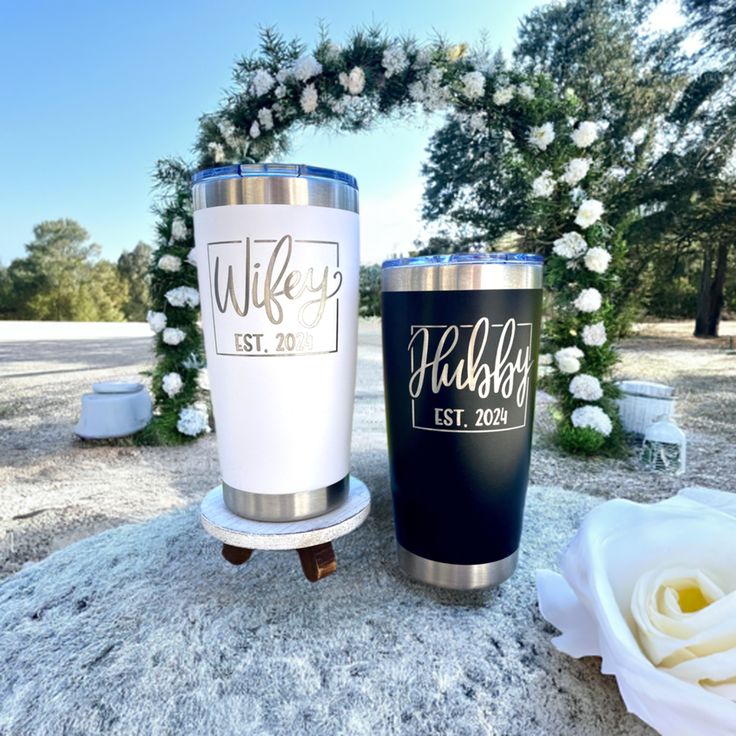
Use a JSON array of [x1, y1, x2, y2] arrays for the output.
[[140, 27, 622, 454]]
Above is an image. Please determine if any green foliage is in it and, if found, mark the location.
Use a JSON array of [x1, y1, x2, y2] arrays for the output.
[[117, 242, 152, 321], [557, 424, 607, 455], [359, 264, 382, 317]]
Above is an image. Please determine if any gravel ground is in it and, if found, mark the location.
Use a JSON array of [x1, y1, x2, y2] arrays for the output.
[[1, 319, 735, 580]]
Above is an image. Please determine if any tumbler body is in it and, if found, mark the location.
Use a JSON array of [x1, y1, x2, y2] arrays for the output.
[[381, 254, 543, 589], [192, 164, 359, 521]]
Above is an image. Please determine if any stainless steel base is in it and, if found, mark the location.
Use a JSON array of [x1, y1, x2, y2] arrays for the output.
[[222, 475, 350, 522], [397, 545, 519, 590]]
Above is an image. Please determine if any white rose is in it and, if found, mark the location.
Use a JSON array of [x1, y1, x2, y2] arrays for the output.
[[382, 45, 409, 77], [560, 157, 591, 186], [555, 346, 584, 374], [300, 84, 319, 114], [539, 352, 554, 366], [569, 373, 604, 401], [552, 231, 588, 260], [571, 120, 598, 148], [292, 55, 322, 82], [257, 107, 274, 131], [528, 122, 555, 151], [157, 254, 182, 273], [493, 86, 514, 105], [537, 488, 736, 735], [582, 321, 607, 347], [249, 121, 260, 139], [571, 405, 612, 435], [517, 82, 534, 100], [531, 170, 555, 198], [176, 402, 210, 436], [146, 310, 167, 334], [461, 71, 485, 100], [250, 69, 275, 97], [574, 287, 602, 313], [162, 327, 186, 346], [584, 246, 612, 274], [165, 286, 200, 309], [341, 66, 366, 95], [575, 199, 605, 229], [161, 371, 183, 398], [169, 217, 188, 242]]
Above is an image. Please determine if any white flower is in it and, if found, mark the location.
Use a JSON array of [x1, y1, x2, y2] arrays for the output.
[[146, 310, 167, 334], [571, 405, 612, 435], [584, 246, 612, 274], [630, 126, 648, 146], [553, 231, 588, 260], [274, 83, 287, 99], [414, 46, 432, 68], [176, 403, 210, 436], [382, 45, 409, 77], [324, 42, 341, 61], [339, 66, 366, 95], [571, 120, 599, 148], [292, 55, 322, 82], [170, 217, 188, 242], [575, 198, 605, 229], [257, 107, 273, 131], [197, 368, 210, 392], [582, 321, 607, 347], [249, 121, 260, 139], [574, 287, 602, 313], [461, 71, 485, 100], [528, 122, 555, 151], [165, 286, 200, 309], [185, 249, 197, 267], [560, 157, 591, 186], [408, 80, 425, 102], [569, 373, 604, 401], [517, 83, 534, 100], [531, 170, 556, 198], [157, 254, 181, 273], [300, 84, 318, 114], [162, 327, 186, 346], [467, 111, 486, 133], [539, 352, 554, 366], [181, 352, 204, 370], [251, 69, 275, 97], [537, 488, 736, 735], [218, 120, 238, 148], [162, 371, 183, 398], [493, 86, 514, 105], [207, 142, 225, 163], [555, 346, 584, 375]]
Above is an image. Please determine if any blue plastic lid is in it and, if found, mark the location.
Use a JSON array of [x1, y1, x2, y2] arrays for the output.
[[192, 163, 358, 190], [382, 253, 543, 269]]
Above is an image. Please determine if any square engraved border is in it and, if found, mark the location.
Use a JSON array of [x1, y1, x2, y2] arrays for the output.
[[410, 322, 534, 433], [206, 238, 340, 357]]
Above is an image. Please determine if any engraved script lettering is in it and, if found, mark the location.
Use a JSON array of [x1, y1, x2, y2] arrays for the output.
[[213, 235, 342, 328], [408, 318, 533, 408]]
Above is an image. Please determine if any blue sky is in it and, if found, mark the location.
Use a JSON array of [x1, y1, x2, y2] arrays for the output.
[[1, 0, 545, 266]]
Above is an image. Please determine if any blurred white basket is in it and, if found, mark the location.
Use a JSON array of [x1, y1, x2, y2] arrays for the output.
[[75, 382, 152, 439], [615, 380, 675, 437]]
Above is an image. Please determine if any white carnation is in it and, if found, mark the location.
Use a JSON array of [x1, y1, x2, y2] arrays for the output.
[[162, 327, 186, 346], [575, 198, 605, 229], [493, 86, 514, 105], [300, 84, 319, 114], [257, 107, 274, 131], [146, 310, 167, 334], [553, 231, 588, 260], [569, 373, 604, 401], [176, 403, 210, 437], [249, 121, 260, 139], [468, 111, 486, 133], [165, 286, 200, 309], [560, 157, 591, 186], [382, 45, 409, 77], [251, 69, 275, 97], [571, 405, 612, 436], [170, 217, 188, 242], [574, 288, 602, 313], [207, 142, 225, 163], [539, 352, 554, 366], [571, 120, 599, 149], [517, 83, 534, 100], [582, 321, 607, 347], [162, 371, 183, 398], [528, 122, 555, 151], [584, 246, 612, 274], [292, 55, 322, 82], [157, 254, 182, 272], [461, 71, 485, 100], [555, 346, 584, 375], [339, 67, 366, 95], [532, 170, 556, 198]]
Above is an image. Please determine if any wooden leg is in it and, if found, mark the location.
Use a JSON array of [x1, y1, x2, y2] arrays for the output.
[[297, 542, 337, 582], [221, 544, 253, 566]]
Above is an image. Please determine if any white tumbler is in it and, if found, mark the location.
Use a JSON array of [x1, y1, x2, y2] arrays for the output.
[[192, 164, 360, 521]]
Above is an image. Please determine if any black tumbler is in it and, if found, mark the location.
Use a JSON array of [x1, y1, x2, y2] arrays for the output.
[[381, 254, 543, 589]]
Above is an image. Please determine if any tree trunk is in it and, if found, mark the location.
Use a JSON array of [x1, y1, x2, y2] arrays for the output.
[[694, 245, 713, 337], [694, 242, 729, 338]]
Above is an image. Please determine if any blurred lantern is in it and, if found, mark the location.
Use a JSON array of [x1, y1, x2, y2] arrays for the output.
[[641, 416, 686, 475]]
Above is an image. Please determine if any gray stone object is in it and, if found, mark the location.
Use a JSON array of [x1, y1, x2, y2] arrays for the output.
[[0, 476, 655, 735]]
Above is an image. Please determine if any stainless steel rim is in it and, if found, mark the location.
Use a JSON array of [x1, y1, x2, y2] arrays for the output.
[[193, 175, 359, 213], [222, 475, 350, 521], [397, 545, 519, 590], [382, 263, 542, 291]]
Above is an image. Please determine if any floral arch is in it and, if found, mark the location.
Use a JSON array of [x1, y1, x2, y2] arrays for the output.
[[141, 28, 624, 454]]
